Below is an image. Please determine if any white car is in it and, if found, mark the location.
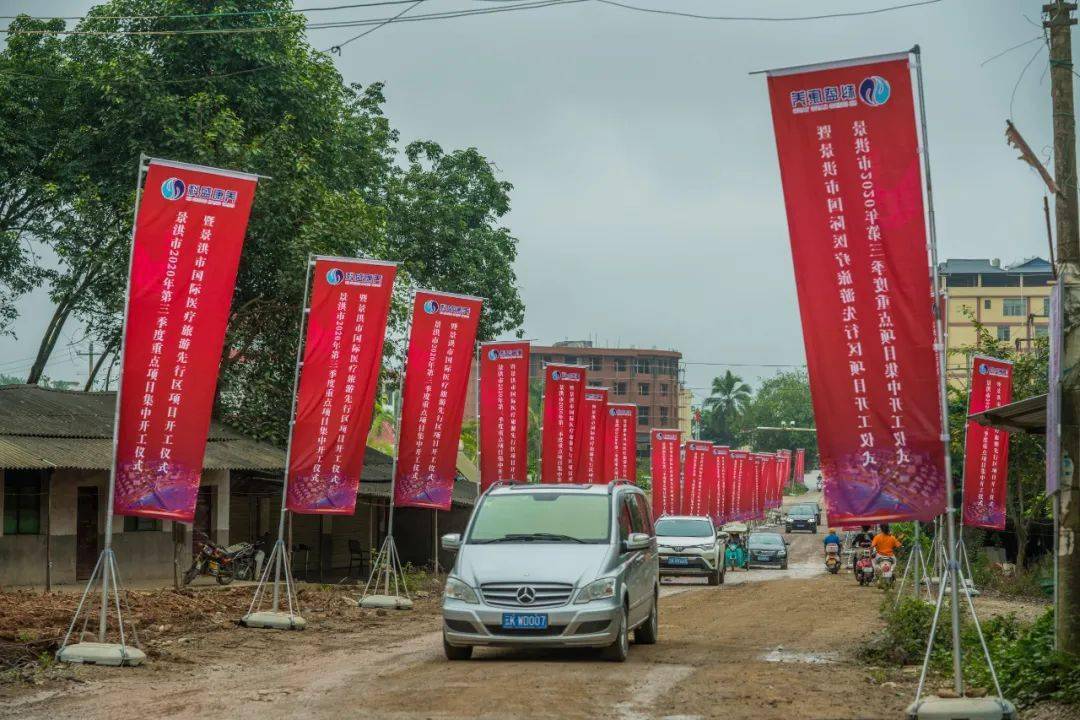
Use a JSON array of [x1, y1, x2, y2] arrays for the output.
[[654, 515, 726, 585]]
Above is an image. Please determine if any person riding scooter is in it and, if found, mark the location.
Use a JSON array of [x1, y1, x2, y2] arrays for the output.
[[851, 525, 873, 572], [822, 528, 842, 574], [871, 523, 901, 581]]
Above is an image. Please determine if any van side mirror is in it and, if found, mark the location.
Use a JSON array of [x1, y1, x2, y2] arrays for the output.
[[441, 533, 461, 551], [624, 532, 651, 552]]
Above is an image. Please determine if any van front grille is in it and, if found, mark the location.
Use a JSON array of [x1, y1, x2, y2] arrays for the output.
[[480, 582, 574, 608]]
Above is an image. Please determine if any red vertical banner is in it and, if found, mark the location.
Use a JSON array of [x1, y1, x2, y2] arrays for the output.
[[766, 53, 946, 525], [710, 445, 729, 525], [604, 403, 637, 482], [478, 341, 530, 491], [540, 364, 587, 483], [286, 259, 396, 514], [680, 440, 712, 515], [794, 448, 806, 486], [751, 454, 769, 520], [113, 160, 258, 521], [729, 450, 750, 521], [962, 356, 1013, 529], [650, 429, 682, 517], [575, 387, 609, 483], [394, 291, 483, 510]]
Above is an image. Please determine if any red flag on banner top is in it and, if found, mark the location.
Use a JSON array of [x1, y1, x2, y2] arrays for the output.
[[962, 356, 1013, 530], [575, 387, 609, 484], [794, 448, 806, 486], [650, 429, 682, 517], [395, 291, 483, 510], [541, 364, 587, 483], [604, 403, 637, 482], [478, 341, 530, 491], [113, 159, 258, 522], [766, 52, 945, 524], [710, 445, 730, 526], [729, 450, 751, 521], [286, 258, 397, 514], [681, 441, 712, 515]]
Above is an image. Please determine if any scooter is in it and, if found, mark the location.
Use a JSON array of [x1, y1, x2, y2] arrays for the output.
[[824, 542, 841, 575], [874, 552, 896, 589], [854, 548, 876, 586]]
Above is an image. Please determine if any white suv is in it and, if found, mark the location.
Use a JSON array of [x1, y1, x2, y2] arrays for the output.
[[655, 515, 726, 585]]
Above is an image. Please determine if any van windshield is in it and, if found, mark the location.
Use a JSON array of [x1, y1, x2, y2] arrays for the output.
[[467, 493, 611, 544]]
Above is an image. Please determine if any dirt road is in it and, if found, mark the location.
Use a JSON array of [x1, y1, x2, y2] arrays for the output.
[[4, 493, 913, 720]]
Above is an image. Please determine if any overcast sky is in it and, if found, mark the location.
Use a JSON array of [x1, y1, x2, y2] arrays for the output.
[[1, 0, 1070, 400]]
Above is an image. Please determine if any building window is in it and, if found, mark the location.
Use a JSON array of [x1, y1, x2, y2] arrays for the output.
[[124, 516, 162, 532], [3, 471, 42, 535], [635, 359, 651, 374], [659, 383, 669, 396], [997, 326, 1011, 341], [589, 357, 602, 371], [1043, 298, 1050, 316], [564, 355, 577, 365], [984, 299, 991, 310], [638, 406, 650, 425], [614, 358, 627, 372], [660, 407, 669, 424], [1036, 325, 1049, 338], [1003, 298, 1024, 317], [615, 381, 627, 396], [638, 383, 650, 396]]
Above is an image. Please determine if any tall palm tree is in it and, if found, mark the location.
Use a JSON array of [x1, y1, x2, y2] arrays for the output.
[[704, 370, 752, 418]]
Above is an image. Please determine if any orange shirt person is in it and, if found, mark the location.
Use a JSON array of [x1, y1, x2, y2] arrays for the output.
[[871, 523, 901, 557]]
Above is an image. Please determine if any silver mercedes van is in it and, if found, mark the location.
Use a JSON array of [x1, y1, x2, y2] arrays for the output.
[[440, 481, 659, 662]]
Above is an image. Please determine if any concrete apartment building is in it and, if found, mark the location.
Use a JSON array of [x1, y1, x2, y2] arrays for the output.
[[529, 341, 683, 455], [939, 257, 1052, 381]]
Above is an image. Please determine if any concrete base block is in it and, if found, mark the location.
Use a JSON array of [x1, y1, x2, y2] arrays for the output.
[[241, 611, 307, 630], [58, 642, 146, 666], [360, 595, 413, 610], [906, 696, 1017, 720]]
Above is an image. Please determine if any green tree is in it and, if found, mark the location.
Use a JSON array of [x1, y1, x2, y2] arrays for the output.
[[738, 370, 819, 466], [700, 370, 751, 445], [3, 1, 524, 444]]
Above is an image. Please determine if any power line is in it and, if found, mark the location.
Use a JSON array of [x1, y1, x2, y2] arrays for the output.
[[1, 0, 589, 37], [330, 0, 425, 54], [594, 0, 943, 22], [0, 1, 424, 21], [682, 361, 806, 368]]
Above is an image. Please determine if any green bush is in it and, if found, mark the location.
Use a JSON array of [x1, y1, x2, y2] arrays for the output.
[[865, 599, 1080, 708]]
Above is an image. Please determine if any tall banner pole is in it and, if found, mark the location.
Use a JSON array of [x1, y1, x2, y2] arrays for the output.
[[242, 257, 314, 629], [914, 46, 964, 696]]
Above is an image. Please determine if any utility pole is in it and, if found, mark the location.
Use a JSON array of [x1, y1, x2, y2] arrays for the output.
[[1045, 0, 1080, 656], [75, 342, 94, 388]]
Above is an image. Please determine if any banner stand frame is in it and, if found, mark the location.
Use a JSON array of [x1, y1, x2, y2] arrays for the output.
[[360, 324, 413, 610], [58, 156, 150, 667], [907, 46, 1011, 717], [241, 257, 316, 630]]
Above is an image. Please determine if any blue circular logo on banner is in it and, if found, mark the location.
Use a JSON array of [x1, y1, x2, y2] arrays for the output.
[[423, 300, 439, 314], [859, 76, 891, 106], [487, 349, 499, 361], [978, 363, 989, 375], [161, 177, 186, 200], [551, 370, 561, 381], [326, 268, 344, 285]]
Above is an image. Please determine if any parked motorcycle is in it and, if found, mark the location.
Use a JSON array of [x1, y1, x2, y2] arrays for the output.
[[854, 548, 876, 586], [874, 553, 896, 589], [824, 542, 841, 575], [183, 537, 258, 586]]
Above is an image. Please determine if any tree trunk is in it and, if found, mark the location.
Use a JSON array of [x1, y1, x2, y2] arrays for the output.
[[84, 336, 118, 391], [26, 299, 73, 384]]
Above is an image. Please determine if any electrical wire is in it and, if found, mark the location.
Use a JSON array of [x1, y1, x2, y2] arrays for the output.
[[330, 0, 424, 54], [594, 0, 943, 22], [0, 1, 426, 21]]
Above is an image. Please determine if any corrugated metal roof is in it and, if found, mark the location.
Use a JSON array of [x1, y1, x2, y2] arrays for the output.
[[0, 385, 244, 439], [0, 435, 284, 470]]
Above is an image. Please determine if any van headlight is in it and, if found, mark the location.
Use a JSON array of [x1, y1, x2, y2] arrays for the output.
[[574, 577, 617, 604], [444, 577, 479, 604]]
